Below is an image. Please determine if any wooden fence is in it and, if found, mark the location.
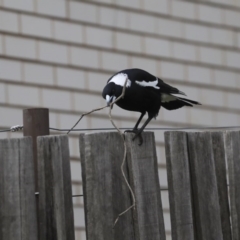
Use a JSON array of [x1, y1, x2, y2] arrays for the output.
[[0, 126, 239, 240], [80, 130, 239, 240], [165, 131, 238, 240], [0, 135, 74, 240], [80, 132, 165, 240]]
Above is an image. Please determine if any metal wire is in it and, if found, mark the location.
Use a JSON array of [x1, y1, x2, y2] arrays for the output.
[[35, 191, 169, 198], [49, 126, 240, 132], [0, 125, 23, 132], [71, 189, 170, 197], [1, 125, 240, 133], [0, 129, 11, 132], [72, 194, 84, 197]]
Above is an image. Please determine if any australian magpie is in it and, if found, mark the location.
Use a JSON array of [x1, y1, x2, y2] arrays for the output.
[[102, 68, 200, 145]]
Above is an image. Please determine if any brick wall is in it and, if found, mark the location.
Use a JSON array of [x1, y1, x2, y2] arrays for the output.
[[0, 0, 240, 239]]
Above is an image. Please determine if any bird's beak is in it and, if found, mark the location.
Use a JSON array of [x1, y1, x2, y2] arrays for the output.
[[106, 95, 112, 106], [106, 95, 116, 106]]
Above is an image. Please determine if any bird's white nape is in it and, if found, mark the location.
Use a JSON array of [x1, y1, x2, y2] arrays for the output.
[[135, 79, 160, 89], [108, 73, 131, 88]]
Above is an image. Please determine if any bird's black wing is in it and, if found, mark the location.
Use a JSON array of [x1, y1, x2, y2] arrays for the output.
[[121, 69, 186, 95], [156, 78, 186, 95]]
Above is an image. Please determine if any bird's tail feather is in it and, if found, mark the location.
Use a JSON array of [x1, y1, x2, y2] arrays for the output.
[[177, 97, 201, 105], [161, 97, 201, 110], [177, 90, 186, 96]]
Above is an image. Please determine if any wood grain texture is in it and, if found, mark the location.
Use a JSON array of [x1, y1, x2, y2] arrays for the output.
[[211, 132, 232, 240], [125, 132, 166, 240], [225, 131, 240, 240], [80, 132, 134, 240], [187, 132, 223, 240], [0, 137, 38, 240], [164, 131, 194, 240], [37, 135, 75, 240]]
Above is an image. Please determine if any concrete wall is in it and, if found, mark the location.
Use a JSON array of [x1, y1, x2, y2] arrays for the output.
[[0, 0, 240, 239]]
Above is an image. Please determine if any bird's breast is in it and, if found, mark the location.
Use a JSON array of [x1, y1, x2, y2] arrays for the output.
[[115, 86, 161, 113]]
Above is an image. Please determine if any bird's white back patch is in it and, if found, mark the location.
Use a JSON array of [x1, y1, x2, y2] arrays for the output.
[[135, 79, 160, 89], [108, 73, 131, 88], [161, 93, 177, 102]]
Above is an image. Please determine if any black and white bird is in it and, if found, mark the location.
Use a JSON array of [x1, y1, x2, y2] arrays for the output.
[[102, 68, 200, 145]]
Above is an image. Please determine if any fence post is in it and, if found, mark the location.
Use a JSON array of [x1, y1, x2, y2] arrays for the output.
[[23, 108, 49, 192], [164, 131, 194, 240], [0, 137, 38, 240], [187, 132, 223, 240], [125, 132, 166, 240], [37, 135, 75, 240], [79, 132, 134, 240], [165, 131, 231, 240], [211, 132, 232, 240], [80, 131, 166, 240], [23, 108, 49, 239]]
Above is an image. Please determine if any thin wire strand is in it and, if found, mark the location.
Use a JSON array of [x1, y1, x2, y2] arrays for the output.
[[35, 188, 168, 198], [0, 129, 11, 132], [72, 194, 84, 197], [49, 126, 240, 132], [1, 125, 240, 134]]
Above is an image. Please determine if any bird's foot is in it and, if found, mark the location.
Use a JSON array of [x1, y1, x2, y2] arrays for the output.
[[124, 129, 143, 146]]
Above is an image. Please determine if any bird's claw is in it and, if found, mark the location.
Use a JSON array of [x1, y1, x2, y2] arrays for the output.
[[124, 129, 136, 134], [133, 133, 143, 146], [124, 129, 143, 146]]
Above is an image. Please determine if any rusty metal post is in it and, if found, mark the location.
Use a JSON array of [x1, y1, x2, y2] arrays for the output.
[[23, 108, 49, 239], [23, 108, 50, 191]]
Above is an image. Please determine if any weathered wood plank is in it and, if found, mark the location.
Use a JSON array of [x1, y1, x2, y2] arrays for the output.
[[79, 132, 134, 240], [187, 132, 223, 240], [37, 135, 75, 240], [211, 132, 232, 240], [0, 137, 38, 240], [164, 131, 194, 240], [125, 132, 166, 240], [225, 131, 240, 240]]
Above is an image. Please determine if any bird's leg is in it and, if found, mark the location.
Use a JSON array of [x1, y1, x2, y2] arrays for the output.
[[125, 112, 145, 133], [133, 112, 146, 130], [132, 116, 153, 145], [124, 112, 145, 145]]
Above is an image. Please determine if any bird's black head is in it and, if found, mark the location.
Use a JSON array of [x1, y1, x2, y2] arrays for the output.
[[102, 82, 117, 106]]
